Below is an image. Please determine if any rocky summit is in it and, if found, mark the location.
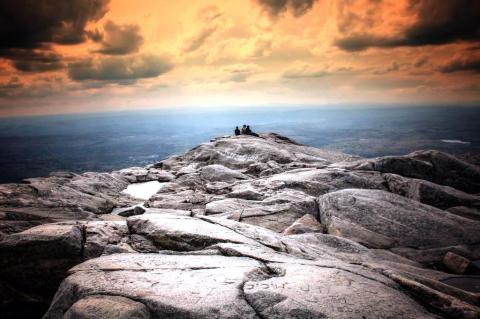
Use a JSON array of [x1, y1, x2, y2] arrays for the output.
[[1, 132, 480, 319]]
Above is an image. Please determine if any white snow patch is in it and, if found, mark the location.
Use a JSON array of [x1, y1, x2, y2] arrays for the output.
[[122, 181, 163, 200], [441, 139, 471, 144]]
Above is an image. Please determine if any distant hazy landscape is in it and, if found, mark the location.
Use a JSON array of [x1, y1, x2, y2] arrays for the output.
[[1, 105, 479, 183]]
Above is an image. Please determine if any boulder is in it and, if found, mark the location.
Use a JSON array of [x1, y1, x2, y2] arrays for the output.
[[318, 189, 480, 249], [336, 150, 480, 193], [282, 214, 323, 235], [443, 252, 471, 274], [117, 205, 146, 217], [264, 167, 387, 197], [205, 190, 318, 232], [127, 214, 260, 251], [118, 167, 174, 183], [384, 173, 480, 210], [0, 224, 83, 317], [64, 295, 150, 319], [447, 206, 480, 221], [82, 221, 129, 259], [199, 164, 249, 182]]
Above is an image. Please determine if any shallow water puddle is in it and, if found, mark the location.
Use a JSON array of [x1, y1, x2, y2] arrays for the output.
[[440, 139, 471, 144], [121, 181, 163, 200]]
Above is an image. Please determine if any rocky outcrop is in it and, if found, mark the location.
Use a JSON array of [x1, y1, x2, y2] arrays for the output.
[[318, 189, 480, 249], [334, 150, 480, 193], [384, 173, 480, 210], [1, 133, 480, 318]]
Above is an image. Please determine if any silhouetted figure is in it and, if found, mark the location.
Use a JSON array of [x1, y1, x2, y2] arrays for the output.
[[234, 126, 240, 136], [245, 125, 259, 137], [241, 124, 247, 134]]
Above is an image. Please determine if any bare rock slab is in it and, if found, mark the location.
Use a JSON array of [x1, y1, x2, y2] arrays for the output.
[[318, 189, 480, 249]]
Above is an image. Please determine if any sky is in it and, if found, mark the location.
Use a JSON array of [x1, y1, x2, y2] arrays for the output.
[[0, 0, 479, 117]]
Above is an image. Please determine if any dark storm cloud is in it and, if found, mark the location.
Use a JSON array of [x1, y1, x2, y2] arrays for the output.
[[256, 0, 318, 17], [68, 54, 173, 82], [0, 0, 109, 49], [440, 57, 480, 73], [96, 21, 144, 55], [335, 35, 400, 52], [0, 48, 65, 72], [336, 0, 480, 51], [0, 0, 109, 71]]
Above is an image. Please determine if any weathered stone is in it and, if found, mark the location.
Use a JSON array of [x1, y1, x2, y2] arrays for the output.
[[199, 164, 249, 182], [384, 173, 480, 210], [282, 214, 322, 235], [64, 295, 150, 319], [318, 189, 480, 249], [157, 133, 354, 173], [244, 263, 437, 319], [0, 224, 83, 317], [127, 214, 260, 251], [443, 252, 471, 274], [447, 206, 480, 221], [336, 150, 480, 193], [82, 221, 129, 259], [117, 205, 146, 217], [44, 254, 264, 319], [206, 190, 317, 232]]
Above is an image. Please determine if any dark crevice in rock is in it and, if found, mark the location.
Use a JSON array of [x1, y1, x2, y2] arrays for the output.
[[238, 264, 286, 319], [198, 217, 285, 252], [79, 224, 87, 262]]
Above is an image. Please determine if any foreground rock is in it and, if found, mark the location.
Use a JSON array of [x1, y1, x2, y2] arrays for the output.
[[1, 133, 480, 318], [0, 224, 83, 317], [44, 253, 438, 319]]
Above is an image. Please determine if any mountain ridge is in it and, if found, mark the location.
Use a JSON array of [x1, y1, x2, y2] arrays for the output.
[[0, 132, 479, 318]]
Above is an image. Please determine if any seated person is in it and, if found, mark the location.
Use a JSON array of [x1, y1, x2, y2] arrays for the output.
[[241, 124, 247, 134], [234, 126, 240, 136]]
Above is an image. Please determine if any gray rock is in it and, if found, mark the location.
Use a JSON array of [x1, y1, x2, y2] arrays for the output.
[[127, 214, 260, 251], [205, 190, 318, 232], [64, 295, 150, 319], [226, 184, 264, 200], [82, 221, 129, 259], [199, 164, 249, 182], [117, 205, 146, 217], [282, 214, 322, 235], [44, 254, 264, 319], [0, 224, 83, 316], [443, 252, 471, 274], [335, 150, 480, 193], [118, 167, 175, 183], [44, 253, 439, 319], [447, 206, 480, 221], [318, 189, 480, 249], [244, 263, 437, 319], [384, 173, 480, 210], [263, 167, 387, 196], [158, 133, 354, 173]]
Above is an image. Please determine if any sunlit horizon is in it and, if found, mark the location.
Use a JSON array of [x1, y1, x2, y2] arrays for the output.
[[1, 0, 479, 117]]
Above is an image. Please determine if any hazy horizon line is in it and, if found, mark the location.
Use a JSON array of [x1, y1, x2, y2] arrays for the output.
[[1, 102, 480, 120]]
